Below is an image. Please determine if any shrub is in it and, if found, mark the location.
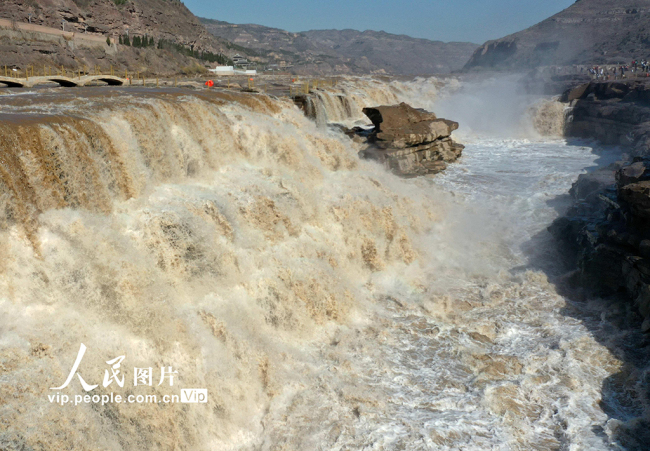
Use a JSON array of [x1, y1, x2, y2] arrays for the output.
[[181, 63, 207, 76]]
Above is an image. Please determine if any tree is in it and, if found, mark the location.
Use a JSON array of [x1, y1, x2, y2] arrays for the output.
[[106, 37, 111, 46]]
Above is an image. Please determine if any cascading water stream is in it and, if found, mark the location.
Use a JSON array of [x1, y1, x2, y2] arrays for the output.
[[0, 78, 647, 451], [304, 76, 448, 126]]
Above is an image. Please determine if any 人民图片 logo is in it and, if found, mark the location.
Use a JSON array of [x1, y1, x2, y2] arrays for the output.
[[50, 343, 178, 391], [47, 343, 207, 406]]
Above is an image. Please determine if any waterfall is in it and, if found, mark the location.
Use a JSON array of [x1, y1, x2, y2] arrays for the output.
[[0, 88, 444, 449], [1, 78, 643, 450], [303, 76, 448, 125]]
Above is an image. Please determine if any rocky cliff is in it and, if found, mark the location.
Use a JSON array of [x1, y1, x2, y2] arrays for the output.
[[201, 18, 479, 75], [465, 0, 650, 71], [563, 80, 650, 151], [551, 79, 650, 332], [1, 0, 221, 49], [0, 0, 231, 75]]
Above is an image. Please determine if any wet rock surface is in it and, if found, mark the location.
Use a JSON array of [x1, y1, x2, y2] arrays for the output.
[[353, 102, 464, 177], [550, 79, 650, 330], [563, 80, 650, 151], [550, 157, 650, 329]]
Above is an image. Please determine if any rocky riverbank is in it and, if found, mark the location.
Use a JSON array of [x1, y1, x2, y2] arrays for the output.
[[551, 79, 650, 332]]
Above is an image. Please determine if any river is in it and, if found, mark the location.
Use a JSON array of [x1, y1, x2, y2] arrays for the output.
[[0, 77, 647, 450]]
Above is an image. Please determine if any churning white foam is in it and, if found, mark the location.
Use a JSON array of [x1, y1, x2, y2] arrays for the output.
[[0, 78, 646, 450]]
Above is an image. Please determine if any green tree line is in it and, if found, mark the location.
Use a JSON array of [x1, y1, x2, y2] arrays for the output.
[[117, 35, 232, 65], [119, 35, 155, 48], [157, 39, 233, 65]]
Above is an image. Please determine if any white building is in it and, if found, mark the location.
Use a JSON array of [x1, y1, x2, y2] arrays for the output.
[[209, 66, 235, 75], [208, 67, 257, 76]]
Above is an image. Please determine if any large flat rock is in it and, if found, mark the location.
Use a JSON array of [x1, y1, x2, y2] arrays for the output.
[[358, 102, 463, 177]]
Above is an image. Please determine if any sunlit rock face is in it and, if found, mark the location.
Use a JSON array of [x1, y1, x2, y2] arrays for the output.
[[358, 103, 464, 177], [465, 0, 650, 70]]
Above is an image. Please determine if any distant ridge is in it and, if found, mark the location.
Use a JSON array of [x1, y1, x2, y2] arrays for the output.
[[465, 0, 650, 71], [201, 18, 479, 75]]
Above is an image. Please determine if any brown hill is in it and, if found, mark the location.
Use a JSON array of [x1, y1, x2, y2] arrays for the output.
[[465, 0, 650, 71], [0, 0, 231, 75], [201, 18, 479, 75]]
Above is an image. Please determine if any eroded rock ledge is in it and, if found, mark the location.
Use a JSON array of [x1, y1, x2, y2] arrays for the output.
[[562, 80, 650, 153], [352, 102, 464, 177], [551, 80, 650, 332]]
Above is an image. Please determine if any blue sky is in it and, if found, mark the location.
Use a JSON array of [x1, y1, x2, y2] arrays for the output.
[[185, 0, 575, 44]]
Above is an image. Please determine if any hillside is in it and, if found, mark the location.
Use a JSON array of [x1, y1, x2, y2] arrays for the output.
[[465, 0, 650, 71], [0, 0, 232, 75], [201, 18, 479, 75]]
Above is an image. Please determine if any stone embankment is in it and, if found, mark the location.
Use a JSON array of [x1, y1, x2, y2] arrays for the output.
[[551, 79, 650, 331], [349, 102, 464, 177]]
